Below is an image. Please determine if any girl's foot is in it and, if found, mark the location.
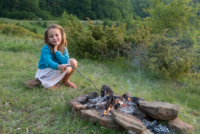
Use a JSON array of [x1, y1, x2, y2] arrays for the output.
[[64, 81, 77, 89]]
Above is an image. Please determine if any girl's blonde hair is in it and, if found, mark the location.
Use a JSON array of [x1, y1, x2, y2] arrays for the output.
[[44, 24, 67, 56]]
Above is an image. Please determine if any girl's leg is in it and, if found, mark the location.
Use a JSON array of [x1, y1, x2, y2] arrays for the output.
[[63, 59, 78, 89]]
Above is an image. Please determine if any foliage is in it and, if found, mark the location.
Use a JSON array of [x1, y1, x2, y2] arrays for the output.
[[0, 0, 135, 20], [1, 10, 38, 20], [130, 0, 151, 18], [58, 11, 79, 27], [0, 24, 43, 39], [64, 18, 130, 59], [43, 21, 47, 28], [0, 20, 8, 25], [146, 0, 199, 37], [16, 23, 38, 34], [103, 19, 114, 27], [124, 26, 154, 67], [145, 36, 193, 79]]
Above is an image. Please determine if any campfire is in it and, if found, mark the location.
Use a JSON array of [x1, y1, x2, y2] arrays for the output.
[[69, 85, 194, 134], [75, 85, 141, 116]]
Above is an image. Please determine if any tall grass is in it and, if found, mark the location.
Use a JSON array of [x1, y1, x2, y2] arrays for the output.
[[0, 34, 199, 133]]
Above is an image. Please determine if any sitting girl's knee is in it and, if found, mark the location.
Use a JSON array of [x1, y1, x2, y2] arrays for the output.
[[67, 67, 72, 72], [70, 59, 78, 67]]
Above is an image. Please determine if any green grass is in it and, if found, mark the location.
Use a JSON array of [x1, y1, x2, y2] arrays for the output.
[[0, 23, 200, 133]]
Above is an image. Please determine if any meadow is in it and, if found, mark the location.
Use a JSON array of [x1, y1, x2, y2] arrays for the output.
[[0, 19, 200, 134]]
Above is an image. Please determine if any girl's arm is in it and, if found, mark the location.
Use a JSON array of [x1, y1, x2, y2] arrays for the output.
[[54, 48, 69, 64], [41, 47, 59, 70]]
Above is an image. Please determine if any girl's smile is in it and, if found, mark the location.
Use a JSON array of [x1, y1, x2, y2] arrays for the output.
[[48, 28, 62, 46]]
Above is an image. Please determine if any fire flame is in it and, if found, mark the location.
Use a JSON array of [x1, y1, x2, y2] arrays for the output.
[[103, 105, 112, 115]]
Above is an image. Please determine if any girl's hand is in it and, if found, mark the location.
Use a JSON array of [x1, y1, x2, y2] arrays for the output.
[[57, 65, 67, 73], [54, 46, 58, 52]]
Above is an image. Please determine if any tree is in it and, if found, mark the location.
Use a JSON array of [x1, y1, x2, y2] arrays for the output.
[[146, 0, 199, 37], [130, 0, 151, 18], [39, 0, 48, 11]]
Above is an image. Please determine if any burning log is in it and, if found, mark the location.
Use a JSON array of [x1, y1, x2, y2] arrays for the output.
[[79, 92, 99, 104], [101, 85, 113, 97], [123, 93, 144, 106], [105, 94, 113, 111]]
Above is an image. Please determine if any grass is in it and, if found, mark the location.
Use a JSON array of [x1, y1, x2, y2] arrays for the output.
[[0, 25, 200, 133]]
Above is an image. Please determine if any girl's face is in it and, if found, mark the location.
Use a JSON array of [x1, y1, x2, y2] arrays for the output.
[[48, 28, 62, 46]]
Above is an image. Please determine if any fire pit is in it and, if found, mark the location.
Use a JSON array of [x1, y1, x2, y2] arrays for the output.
[[69, 85, 194, 134]]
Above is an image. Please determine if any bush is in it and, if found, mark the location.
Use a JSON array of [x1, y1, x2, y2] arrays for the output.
[[43, 21, 47, 27], [0, 20, 7, 25], [38, 18, 43, 24], [64, 18, 130, 59], [32, 28, 37, 34], [145, 36, 193, 79], [59, 11, 78, 27], [0, 24, 43, 39], [103, 19, 113, 27]]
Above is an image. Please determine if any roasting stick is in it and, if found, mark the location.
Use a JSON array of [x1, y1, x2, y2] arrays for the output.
[[66, 65, 99, 92]]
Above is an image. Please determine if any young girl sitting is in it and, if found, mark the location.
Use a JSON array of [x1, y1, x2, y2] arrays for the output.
[[35, 24, 77, 89]]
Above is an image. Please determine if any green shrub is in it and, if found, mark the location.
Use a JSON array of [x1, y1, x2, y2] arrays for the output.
[[35, 33, 43, 39], [64, 18, 130, 59], [59, 11, 78, 27], [0, 20, 7, 25], [32, 28, 37, 34], [0, 24, 43, 39], [125, 26, 154, 67], [38, 18, 43, 24], [43, 21, 47, 28], [145, 36, 193, 79], [103, 19, 113, 27]]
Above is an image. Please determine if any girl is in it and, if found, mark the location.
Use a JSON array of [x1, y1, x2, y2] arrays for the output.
[[35, 24, 77, 89]]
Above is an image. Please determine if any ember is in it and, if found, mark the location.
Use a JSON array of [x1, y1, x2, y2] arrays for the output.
[[79, 85, 140, 117]]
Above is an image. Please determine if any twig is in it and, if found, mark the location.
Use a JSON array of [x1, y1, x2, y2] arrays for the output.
[[66, 65, 99, 92]]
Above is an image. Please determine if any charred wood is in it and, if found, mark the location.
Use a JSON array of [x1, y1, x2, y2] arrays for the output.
[[105, 94, 113, 111], [101, 85, 113, 97]]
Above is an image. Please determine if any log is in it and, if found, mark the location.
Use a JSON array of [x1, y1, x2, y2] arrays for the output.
[[75, 105, 87, 109], [75, 102, 107, 109], [24, 79, 41, 88]]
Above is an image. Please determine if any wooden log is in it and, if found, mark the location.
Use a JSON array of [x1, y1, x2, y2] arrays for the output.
[[24, 79, 41, 88], [75, 105, 87, 109], [75, 102, 107, 109]]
